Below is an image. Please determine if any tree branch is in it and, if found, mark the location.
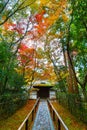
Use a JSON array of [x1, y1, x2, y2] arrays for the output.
[[0, 0, 36, 26], [0, 0, 9, 13]]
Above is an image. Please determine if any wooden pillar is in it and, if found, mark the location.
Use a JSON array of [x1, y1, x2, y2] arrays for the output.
[[25, 120, 28, 130], [53, 110, 55, 121], [58, 119, 61, 130], [32, 110, 34, 121]]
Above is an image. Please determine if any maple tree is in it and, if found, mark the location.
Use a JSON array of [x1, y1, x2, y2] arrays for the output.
[[0, 1, 38, 117], [0, 5, 38, 94], [0, 1, 87, 125], [23, 0, 70, 91], [0, 0, 87, 115], [31, 0, 87, 100], [16, 43, 57, 87], [16, 43, 37, 86], [36, 47, 57, 83], [37, 0, 76, 94]]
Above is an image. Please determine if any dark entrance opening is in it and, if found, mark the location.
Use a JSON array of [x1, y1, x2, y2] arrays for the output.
[[34, 86, 52, 99], [38, 87, 49, 98]]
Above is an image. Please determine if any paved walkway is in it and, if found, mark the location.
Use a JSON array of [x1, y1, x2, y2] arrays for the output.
[[32, 99, 55, 130]]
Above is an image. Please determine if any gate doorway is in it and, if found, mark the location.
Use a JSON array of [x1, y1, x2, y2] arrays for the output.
[[34, 86, 52, 99]]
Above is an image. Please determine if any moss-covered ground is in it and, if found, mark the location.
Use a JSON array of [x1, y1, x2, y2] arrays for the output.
[[0, 99, 36, 130], [52, 100, 87, 130]]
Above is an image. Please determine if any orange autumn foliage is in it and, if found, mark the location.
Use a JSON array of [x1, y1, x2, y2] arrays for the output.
[[18, 43, 35, 66], [3, 20, 26, 35], [29, 0, 69, 40], [35, 11, 45, 22]]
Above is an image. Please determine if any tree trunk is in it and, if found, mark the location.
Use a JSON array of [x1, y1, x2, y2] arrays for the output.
[[64, 49, 79, 94], [82, 86, 87, 101]]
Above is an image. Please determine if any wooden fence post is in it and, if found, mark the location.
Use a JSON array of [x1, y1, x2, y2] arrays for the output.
[[58, 119, 61, 130], [32, 110, 34, 121], [35, 104, 37, 112], [53, 110, 55, 121], [25, 119, 28, 130]]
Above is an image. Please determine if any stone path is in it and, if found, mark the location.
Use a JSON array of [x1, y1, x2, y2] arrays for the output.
[[32, 99, 55, 130]]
